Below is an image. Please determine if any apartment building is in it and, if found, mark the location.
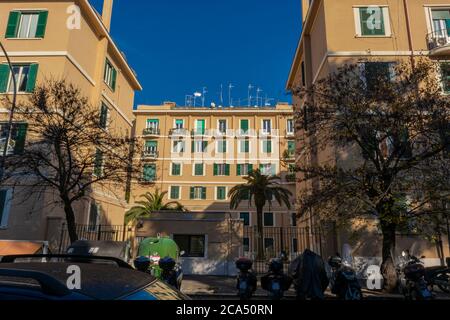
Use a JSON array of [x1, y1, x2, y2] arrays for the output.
[[0, 0, 142, 245], [287, 0, 450, 263]]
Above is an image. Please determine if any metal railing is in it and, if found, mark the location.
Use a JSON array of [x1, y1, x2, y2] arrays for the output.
[[169, 128, 189, 137], [427, 29, 450, 51], [142, 127, 161, 136], [142, 149, 159, 159]]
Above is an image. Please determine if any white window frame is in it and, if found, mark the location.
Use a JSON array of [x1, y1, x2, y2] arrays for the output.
[[216, 139, 228, 153], [426, 7, 450, 34], [215, 163, 228, 176], [191, 186, 206, 200], [261, 119, 272, 134], [238, 139, 251, 154], [174, 119, 185, 129], [194, 119, 206, 133], [103, 59, 116, 89], [215, 186, 228, 201], [17, 12, 40, 39], [263, 212, 275, 227], [172, 140, 185, 153], [169, 186, 181, 200], [353, 6, 392, 37], [260, 163, 276, 176], [192, 163, 205, 176], [170, 162, 183, 176], [237, 163, 252, 176], [193, 140, 207, 153], [0, 189, 13, 229], [240, 212, 252, 226], [217, 119, 227, 134], [287, 119, 295, 135], [260, 139, 273, 154], [7, 65, 31, 93]]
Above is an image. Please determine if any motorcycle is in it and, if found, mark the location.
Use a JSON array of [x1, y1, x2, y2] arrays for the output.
[[235, 257, 257, 300], [328, 255, 363, 300], [134, 255, 183, 290], [261, 258, 292, 300], [397, 251, 433, 300], [424, 257, 450, 294]]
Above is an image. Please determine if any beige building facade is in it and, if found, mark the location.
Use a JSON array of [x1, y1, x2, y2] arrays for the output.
[[287, 0, 450, 265], [0, 0, 141, 247]]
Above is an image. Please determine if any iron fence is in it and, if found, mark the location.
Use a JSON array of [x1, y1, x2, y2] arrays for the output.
[[58, 224, 135, 253], [242, 226, 323, 274]]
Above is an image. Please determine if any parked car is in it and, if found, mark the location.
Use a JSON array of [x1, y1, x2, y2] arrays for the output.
[[0, 255, 190, 300], [66, 240, 131, 263]]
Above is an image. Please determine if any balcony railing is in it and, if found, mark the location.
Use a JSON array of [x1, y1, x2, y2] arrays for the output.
[[427, 30, 450, 55], [283, 150, 296, 161], [142, 149, 159, 159], [259, 129, 279, 137], [143, 127, 161, 136], [285, 130, 295, 138], [191, 129, 211, 137], [169, 128, 189, 137], [236, 129, 257, 138]]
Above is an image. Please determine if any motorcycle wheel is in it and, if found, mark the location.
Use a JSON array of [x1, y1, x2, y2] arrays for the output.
[[435, 272, 450, 293]]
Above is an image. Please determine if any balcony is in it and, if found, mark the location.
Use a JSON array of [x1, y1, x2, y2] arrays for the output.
[[142, 149, 159, 160], [427, 30, 450, 55], [285, 130, 295, 139], [169, 128, 189, 137], [143, 127, 161, 137], [212, 129, 234, 138], [258, 129, 279, 137], [283, 150, 296, 162], [235, 129, 257, 138], [191, 129, 212, 138]]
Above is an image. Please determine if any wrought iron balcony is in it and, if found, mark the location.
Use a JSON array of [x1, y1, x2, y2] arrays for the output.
[[427, 30, 450, 55], [142, 149, 159, 159], [169, 128, 189, 137], [142, 127, 161, 136]]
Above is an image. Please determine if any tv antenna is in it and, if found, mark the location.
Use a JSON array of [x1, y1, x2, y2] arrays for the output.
[[247, 84, 254, 107], [201, 87, 208, 107], [228, 83, 234, 107], [256, 88, 263, 107]]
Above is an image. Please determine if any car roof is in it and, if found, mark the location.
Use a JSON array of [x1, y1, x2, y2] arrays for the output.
[[0, 262, 156, 300]]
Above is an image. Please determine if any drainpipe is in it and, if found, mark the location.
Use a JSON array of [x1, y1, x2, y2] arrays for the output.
[[403, 0, 415, 67]]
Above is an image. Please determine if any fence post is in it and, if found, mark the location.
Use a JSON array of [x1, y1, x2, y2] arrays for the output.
[[97, 224, 102, 241]]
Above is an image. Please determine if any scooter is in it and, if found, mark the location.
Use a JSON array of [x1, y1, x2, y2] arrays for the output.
[[425, 257, 450, 294], [134, 256, 183, 290], [397, 251, 433, 300], [328, 255, 362, 300], [261, 258, 292, 300], [235, 257, 257, 300]]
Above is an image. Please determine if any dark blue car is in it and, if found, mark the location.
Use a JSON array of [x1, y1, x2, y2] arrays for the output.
[[0, 255, 190, 300]]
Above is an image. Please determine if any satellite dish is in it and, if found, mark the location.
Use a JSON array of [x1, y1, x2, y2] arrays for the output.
[[194, 92, 202, 97], [211, 102, 216, 108]]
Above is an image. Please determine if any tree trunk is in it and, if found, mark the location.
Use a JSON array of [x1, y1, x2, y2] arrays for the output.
[[256, 205, 264, 260], [63, 197, 78, 243], [380, 221, 397, 292]]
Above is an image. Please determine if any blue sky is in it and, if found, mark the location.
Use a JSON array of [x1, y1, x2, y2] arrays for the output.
[[89, 0, 302, 107]]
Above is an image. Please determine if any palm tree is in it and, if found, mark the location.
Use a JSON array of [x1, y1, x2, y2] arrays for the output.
[[125, 189, 185, 225], [228, 169, 293, 259]]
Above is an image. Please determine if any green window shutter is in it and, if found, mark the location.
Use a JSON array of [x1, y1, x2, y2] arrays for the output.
[[225, 164, 230, 176], [190, 187, 195, 199], [14, 123, 28, 154], [201, 187, 207, 200], [191, 141, 195, 153], [36, 11, 49, 38], [143, 164, 156, 181], [237, 164, 241, 176], [446, 20, 450, 36], [241, 120, 249, 133], [100, 103, 108, 128], [202, 141, 208, 152], [94, 149, 103, 176], [26, 64, 39, 93], [288, 141, 295, 153], [267, 140, 272, 153], [195, 164, 203, 176], [5, 11, 20, 38], [360, 7, 385, 36], [217, 187, 226, 200], [111, 68, 117, 91], [213, 164, 218, 176], [0, 64, 10, 93], [248, 164, 253, 173], [171, 186, 179, 199]]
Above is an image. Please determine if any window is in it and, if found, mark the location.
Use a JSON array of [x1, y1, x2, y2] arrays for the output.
[[264, 238, 274, 251], [190, 187, 206, 200], [301, 62, 306, 87], [0, 122, 28, 155], [195, 119, 206, 135], [240, 119, 249, 134], [243, 238, 250, 252], [292, 238, 299, 253], [287, 119, 294, 135], [99, 102, 109, 129], [0, 189, 12, 228], [172, 140, 185, 153], [260, 163, 275, 176], [217, 139, 227, 153], [287, 141, 296, 157], [240, 212, 250, 226], [218, 120, 227, 134], [170, 186, 181, 200], [239, 139, 250, 153], [354, 6, 390, 36], [441, 63, 450, 93], [171, 163, 182, 176], [362, 62, 395, 91], [5, 11, 48, 39], [93, 149, 104, 177], [214, 163, 230, 176], [88, 202, 101, 230], [104, 59, 117, 91], [145, 141, 158, 153], [0, 64, 39, 93], [173, 235, 206, 258], [143, 164, 156, 182], [192, 140, 208, 153], [262, 139, 272, 153], [431, 9, 450, 36], [291, 213, 297, 227], [175, 119, 184, 129], [193, 163, 204, 176], [146, 119, 159, 130], [264, 212, 274, 227], [262, 120, 272, 134], [237, 164, 253, 176], [216, 187, 227, 201]]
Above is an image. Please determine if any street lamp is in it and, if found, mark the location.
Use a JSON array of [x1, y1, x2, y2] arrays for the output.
[[0, 41, 17, 181]]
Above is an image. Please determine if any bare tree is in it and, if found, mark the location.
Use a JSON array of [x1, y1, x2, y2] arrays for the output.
[[1, 80, 142, 243], [291, 59, 450, 291]]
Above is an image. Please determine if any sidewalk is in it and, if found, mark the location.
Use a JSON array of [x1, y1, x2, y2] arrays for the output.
[[181, 275, 450, 300]]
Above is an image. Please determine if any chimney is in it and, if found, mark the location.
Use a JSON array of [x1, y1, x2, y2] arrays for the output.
[[102, 0, 113, 31]]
